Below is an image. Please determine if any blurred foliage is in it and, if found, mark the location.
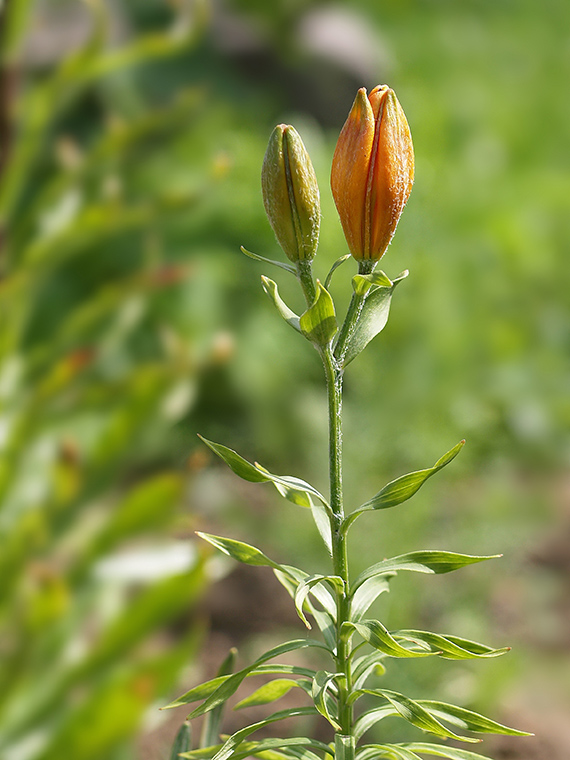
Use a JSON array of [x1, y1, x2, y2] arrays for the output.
[[1, 0, 569, 758]]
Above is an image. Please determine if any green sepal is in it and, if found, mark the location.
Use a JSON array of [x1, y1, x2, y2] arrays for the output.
[[395, 630, 510, 660], [398, 743, 495, 760], [312, 670, 342, 731], [344, 441, 465, 531], [170, 722, 192, 760], [261, 276, 302, 333], [350, 574, 393, 621], [358, 690, 480, 743], [294, 575, 344, 629], [300, 280, 337, 346], [199, 435, 329, 507], [324, 254, 352, 290], [234, 679, 308, 710], [343, 620, 434, 660], [164, 639, 329, 713], [339, 270, 408, 366], [241, 246, 296, 274], [352, 551, 500, 593]]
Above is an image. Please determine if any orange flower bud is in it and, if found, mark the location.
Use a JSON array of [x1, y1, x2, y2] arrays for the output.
[[331, 85, 414, 261], [261, 124, 320, 263]]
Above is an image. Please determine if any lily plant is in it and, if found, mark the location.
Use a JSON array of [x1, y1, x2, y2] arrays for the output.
[[164, 85, 531, 760]]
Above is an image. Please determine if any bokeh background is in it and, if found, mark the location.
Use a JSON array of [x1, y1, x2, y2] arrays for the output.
[[1, 0, 569, 758]]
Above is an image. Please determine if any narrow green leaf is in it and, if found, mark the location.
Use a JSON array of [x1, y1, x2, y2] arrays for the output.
[[402, 744, 495, 760], [357, 745, 421, 760], [200, 649, 238, 748], [234, 679, 305, 710], [163, 675, 230, 709], [352, 552, 500, 592], [280, 566, 337, 619], [324, 254, 352, 290], [211, 707, 319, 760], [170, 722, 192, 760], [420, 701, 532, 736], [340, 270, 408, 366], [312, 671, 342, 731], [344, 621, 433, 659], [395, 630, 510, 660], [295, 575, 344, 629], [261, 276, 302, 333], [241, 246, 297, 274], [184, 640, 329, 717], [182, 737, 330, 760], [361, 690, 480, 743], [310, 498, 333, 555], [352, 270, 394, 295], [199, 437, 268, 482], [352, 652, 387, 690], [273, 569, 337, 650], [300, 281, 338, 346], [197, 533, 283, 570], [357, 441, 465, 514], [350, 575, 393, 621], [199, 435, 329, 506], [354, 706, 398, 741]]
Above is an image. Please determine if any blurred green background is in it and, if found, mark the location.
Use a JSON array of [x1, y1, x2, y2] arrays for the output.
[[0, 0, 569, 758]]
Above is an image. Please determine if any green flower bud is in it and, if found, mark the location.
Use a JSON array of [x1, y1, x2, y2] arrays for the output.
[[261, 125, 320, 262]]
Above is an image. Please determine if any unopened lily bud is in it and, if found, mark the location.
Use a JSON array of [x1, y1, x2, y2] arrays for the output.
[[261, 125, 320, 262], [331, 85, 414, 261]]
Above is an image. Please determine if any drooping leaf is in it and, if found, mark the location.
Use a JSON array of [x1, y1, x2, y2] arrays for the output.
[[241, 246, 297, 274], [300, 281, 337, 346], [356, 744, 421, 760], [352, 552, 500, 593], [181, 737, 330, 760], [360, 690, 480, 743], [419, 701, 532, 736], [344, 442, 465, 530], [350, 575, 393, 621], [352, 652, 387, 690], [354, 706, 398, 741], [295, 575, 344, 629], [196, 533, 283, 571], [261, 276, 302, 333], [280, 565, 337, 619], [343, 621, 434, 659], [310, 498, 333, 555], [339, 270, 408, 366], [234, 679, 307, 710], [395, 630, 510, 660], [199, 436, 329, 507], [312, 671, 342, 730]]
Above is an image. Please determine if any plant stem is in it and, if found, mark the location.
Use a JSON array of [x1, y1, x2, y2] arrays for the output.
[[321, 344, 353, 754], [334, 259, 376, 366]]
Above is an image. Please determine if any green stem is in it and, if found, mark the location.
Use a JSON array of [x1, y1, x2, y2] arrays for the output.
[[321, 345, 353, 753], [334, 259, 376, 366], [296, 259, 317, 306]]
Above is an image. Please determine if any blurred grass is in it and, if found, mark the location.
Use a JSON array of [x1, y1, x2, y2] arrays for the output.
[[1, 0, 569, 758]]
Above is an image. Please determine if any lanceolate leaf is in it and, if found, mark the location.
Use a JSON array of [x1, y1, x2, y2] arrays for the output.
[[164, 639, 329, 712], [295, 575, 344, 629], [344, 442, 465, 530], [354, 706, 399, 741], [200, 648, 238, 748], [170, 722, 192, 760], [199, 436, 329, 507], [343, 621, 434, 659], [356, 745, 421, 760], [324, 253, 352, 290], [350, 574, 393, 621], [197, 532, 284, 570], [310, 499, 333, 555], [300, 281, 338, 346], [210, 707, 319, 760], [234, 679, 308, 710], [395, 630, 510, 660], [312, 671, 342, 730], [360, 690, 480, 743], [419, 701, 532, 736], [352, 652, 387, 690], [261, 276, 302, 333], [401, 744, 495, 760], [339, 270, 408, 367], [352, 552, 500, 592]]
